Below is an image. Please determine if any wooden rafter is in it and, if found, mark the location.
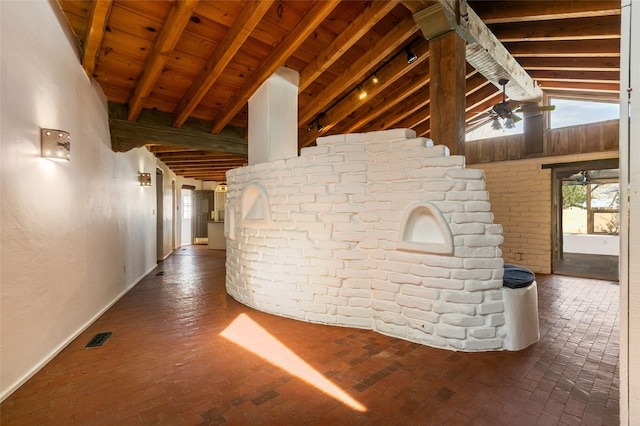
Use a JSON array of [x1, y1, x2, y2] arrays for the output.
[[172, 0, 274, 128], [505, 39, 620, 58], [210, 0, 341, 134], [298, 15, 419, 129], [297, 0, 399, 92], [127, 0, 199, 121], [82, 0, 112, 77], [343, 70, 430, 134], [300, 36, 427, 147]]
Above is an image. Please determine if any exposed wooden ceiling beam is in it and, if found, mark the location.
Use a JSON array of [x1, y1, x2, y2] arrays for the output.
[[171, 0, 273, 128], [367, 88, 430, 131], [343, 69, 430, 134], [298, 15, 419, 129], [210, 0, 341, 134], [529, 70, 620, 84], [127, 0, 199, 122], [298, 1, 398, 92], [299, 36, 427, 147], [108, 103, 246, 154], [414, 1, 543, 102], [81, 0, 112, 77], [470, 1, 621, 24]]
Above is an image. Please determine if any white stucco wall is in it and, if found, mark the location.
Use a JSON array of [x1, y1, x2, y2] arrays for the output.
[[226, 129, 516, 352], [0, 1, 175, 401]]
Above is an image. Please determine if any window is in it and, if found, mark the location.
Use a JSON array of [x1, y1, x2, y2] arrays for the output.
[[183, 194, 192, 220], [549, 98, 619, 129]]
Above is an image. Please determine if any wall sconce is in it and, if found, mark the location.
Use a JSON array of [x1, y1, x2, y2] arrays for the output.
[[41, 129, 70, 160], [138, 172, 152, 186]]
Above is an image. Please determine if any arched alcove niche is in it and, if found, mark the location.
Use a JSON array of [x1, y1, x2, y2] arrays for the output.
[[225, 204, 235, 240], [241, 183, 271, 228], [397, 202, 454, 254]]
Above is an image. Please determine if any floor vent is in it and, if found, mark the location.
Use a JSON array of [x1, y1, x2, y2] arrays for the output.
[[156, 271, 164, 276], [85, 332, 112, 348]]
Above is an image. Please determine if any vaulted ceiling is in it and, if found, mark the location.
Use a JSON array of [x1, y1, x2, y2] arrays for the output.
[[57, 0, 621, 181]]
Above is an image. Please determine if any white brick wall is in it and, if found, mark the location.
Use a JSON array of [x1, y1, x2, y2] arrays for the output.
[[226, 129, 511, 351]]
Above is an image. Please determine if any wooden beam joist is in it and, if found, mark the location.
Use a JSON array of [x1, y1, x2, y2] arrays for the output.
[[298, 0, 399, 92], [298, 15, 419, 129], [489, 15, 621, 43], [172, 0, 273, 128], [414, 1, 543, 102], [108, 103, 246, 154], [127, 0, 199, 121], [210, 0, 340, 134], [505, 39, 620, 58], [82, 0, 112, 77], [299, 35, 426, 147]]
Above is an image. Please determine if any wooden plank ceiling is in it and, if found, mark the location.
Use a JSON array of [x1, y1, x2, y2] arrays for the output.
[[57, 0, 621, 181]]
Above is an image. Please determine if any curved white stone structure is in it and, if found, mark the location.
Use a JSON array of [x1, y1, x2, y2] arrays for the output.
[[225, 129, 534, 351]]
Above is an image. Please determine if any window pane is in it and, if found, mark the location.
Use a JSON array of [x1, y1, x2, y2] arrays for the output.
[[549, 98, 619, 129]]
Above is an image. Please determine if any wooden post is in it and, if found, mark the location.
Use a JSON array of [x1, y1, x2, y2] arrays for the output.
[[429, 31, 466, 156]]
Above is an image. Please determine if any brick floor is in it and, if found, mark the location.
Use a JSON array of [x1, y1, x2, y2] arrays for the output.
[[1, 246, 619, 425]]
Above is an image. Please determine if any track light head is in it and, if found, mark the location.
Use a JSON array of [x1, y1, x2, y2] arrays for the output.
[[315, 118, 324, 131], [406, 48, 417, 64], [357, 85, 367, 100], [372, 74, 379, 84]]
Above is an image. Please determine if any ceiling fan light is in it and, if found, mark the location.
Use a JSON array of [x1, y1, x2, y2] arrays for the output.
[[504, 116, 516, 129], [491, 118, 502, 130]]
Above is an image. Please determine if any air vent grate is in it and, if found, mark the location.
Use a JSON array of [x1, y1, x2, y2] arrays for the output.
[[156, 271, 164, 276], [85, 332, 112, 348]]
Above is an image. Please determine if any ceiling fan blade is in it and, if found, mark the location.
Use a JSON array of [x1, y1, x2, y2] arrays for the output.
[[512, 113, 522, 123], [466, 112, 495, 126], [515, 105, 556, 113], [466, 116, 495, 131]]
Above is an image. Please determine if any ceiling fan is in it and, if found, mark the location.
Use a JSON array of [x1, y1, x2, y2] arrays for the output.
[[467, 79, 555, 131]]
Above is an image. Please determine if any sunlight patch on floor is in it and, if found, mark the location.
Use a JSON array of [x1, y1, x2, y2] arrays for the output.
[[220, 313, 367, 412]]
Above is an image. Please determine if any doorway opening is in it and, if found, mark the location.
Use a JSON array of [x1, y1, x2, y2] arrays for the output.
[[156, 168, 164, 262], [550, 159, 620, 281]]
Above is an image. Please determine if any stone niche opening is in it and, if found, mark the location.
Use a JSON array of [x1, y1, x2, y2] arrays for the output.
[[241, 183, 271, 228], [397, 202, 454, 255], [225, 128, 537, 352]]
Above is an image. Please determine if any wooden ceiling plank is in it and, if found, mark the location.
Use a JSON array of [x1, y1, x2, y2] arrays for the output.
[[300, 37, 427, 147], [490, 15, 621, 43], [172, 0, 274, 128], [82, 0, 113, 77], [210, 0, 341, 134], [518, 56, 620, 71], [127, 0, 199, 121], [505, 39, 620, 58], [299, 15, 419, 128], [298, 1, 399, 92], [471, 1, 621, 24]]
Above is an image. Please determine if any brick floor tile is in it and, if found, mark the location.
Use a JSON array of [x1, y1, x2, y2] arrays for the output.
[[0, 247, 620, 425]]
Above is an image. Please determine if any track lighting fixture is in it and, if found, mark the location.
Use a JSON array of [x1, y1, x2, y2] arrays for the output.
[[372, 74, 379, 84], [357, 85, 367, 100], [406, 47, 417, 64], [315, 118, 324, 131]]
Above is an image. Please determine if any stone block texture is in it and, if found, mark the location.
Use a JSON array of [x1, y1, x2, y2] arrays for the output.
[[226, 129, 510, 351]]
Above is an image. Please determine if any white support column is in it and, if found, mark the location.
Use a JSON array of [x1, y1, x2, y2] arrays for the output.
[[248, 67, 300, 165]]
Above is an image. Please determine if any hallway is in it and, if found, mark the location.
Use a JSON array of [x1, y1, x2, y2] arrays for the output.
[[1, 246, 619, 425]]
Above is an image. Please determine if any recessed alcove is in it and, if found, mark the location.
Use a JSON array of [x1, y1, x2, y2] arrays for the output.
[[397, 202, 454, 254], [225, 205, 235, 240], [241, 184, 271, 228]]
